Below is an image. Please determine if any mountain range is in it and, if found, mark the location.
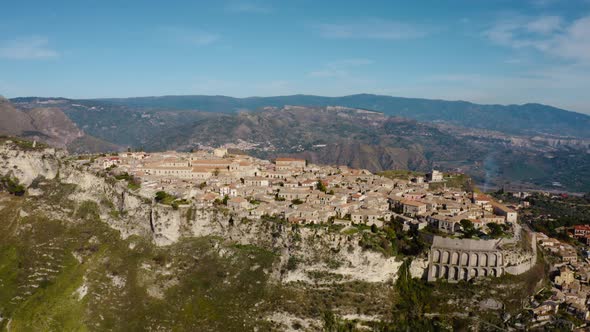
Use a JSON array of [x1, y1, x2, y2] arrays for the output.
[[95, 94, 590, 138], [2, 94, 590, 192]]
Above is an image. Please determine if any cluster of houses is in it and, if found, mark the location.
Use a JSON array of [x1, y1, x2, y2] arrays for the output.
[[94, 150, 518, 231], [94, 148, 590, 328], [528, 233, 590, 327], [397, 191, 518, 235]]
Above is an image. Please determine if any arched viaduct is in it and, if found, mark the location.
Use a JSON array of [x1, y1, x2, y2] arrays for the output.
[[427, 236, 505, 282]]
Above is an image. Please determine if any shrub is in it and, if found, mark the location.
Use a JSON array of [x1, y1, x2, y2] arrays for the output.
[[286, 256, 299, 271], [0, 175, 25, 196], [291, 198, 303, 205]]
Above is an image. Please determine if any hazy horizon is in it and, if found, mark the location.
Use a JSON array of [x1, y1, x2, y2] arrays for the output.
[[1, 0, 589, 114], [4, 92, 589, 116]]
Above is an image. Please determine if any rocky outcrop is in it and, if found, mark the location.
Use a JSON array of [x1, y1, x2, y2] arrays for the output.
[[0, 142, 62, 186], [0, 140, 403, 285]]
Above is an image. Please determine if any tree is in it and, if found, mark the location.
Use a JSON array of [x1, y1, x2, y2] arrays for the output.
[[460, 219, 476, 238], [155, 191, 167, 203], [316, 180, 327, 193], [487, 222, 504, 238], [1, 175, 25, 196], [291, 198, 303, 205]]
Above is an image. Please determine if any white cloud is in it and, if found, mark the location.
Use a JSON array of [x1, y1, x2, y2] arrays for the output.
[[526, 15, 563, 34], [484, 14, 590, 64], [225, 1, 272, 13], [0, 36, 59, 60], [316, 19, 429, 40], [160, 27, 219, 46], [551, 16, 590, 63]]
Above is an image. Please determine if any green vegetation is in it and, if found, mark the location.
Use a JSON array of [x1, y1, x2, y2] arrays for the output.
[[291, 198, 304, 205], [0, 174, 25, 196], [383, 259, 443, 331], [155, 191, 189, 210], [0, 136, 48, 151], [155, 191, 175, 205], [75, 200, 100, 221], [355, 219, 427, 257], [460, 219, 477, 238], [486, 222, 509, 239], [521, 192, 590, 238], [316, 179, 327, 192], [248, 197, 261, 205], [378, 169, 424, 180], [0, 190, 281, 331], [113, 172, 141, 190]]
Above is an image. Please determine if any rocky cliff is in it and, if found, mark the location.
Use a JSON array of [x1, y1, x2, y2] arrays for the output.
[[0, 138, 407, 330]]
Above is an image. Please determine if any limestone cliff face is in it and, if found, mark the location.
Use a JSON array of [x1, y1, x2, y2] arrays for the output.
[[0, 140, 403, 285], [0, 142, 63, 186]]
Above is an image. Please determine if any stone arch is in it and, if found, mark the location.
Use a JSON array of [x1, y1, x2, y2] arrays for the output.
[[470, 253, 478, 266], [450, 267, 459, 280], [480, 268, 487, 277], [442, 251, 450, 264], [491, 268, 497, 277], [489, 254, 497, 267], [440, 265, 449, 279], [432, 265, 440, 278], [496, 253, 503, 266], [479, 253, 488, 267], [462, 268, 469, 281], [451, 252, 459, 265], [470, 268, 478, 278], [460, 252, 468, 265], [432, 250, 441, 263]]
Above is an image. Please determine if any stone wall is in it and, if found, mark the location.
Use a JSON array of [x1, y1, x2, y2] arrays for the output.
[[427, 230, 536, 282], [427, 237, 505, 282]]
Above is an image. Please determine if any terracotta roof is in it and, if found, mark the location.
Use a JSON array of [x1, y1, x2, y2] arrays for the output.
[[276, 157, 305, 162], [401, 199, 427, 207], [474, 193, 493, 201], [191, 159, 232, 165], [192, 166, 217, 172]]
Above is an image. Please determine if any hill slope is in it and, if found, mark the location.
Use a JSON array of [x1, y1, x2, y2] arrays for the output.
[[0, 97, 119, 152], [94, 94, 590, 138]]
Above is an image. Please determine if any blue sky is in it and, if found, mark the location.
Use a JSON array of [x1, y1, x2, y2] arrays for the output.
[[1, 0, 590, 114]]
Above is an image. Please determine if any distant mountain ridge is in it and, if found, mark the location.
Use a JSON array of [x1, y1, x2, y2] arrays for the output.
[[6, 95, 590, 192], [85, 94, 590, 138]]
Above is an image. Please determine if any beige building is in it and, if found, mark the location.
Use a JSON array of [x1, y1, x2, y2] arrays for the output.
[[491, 201, 518, 223], [275, 157, 306, 171], [401, 200, 427, 216]]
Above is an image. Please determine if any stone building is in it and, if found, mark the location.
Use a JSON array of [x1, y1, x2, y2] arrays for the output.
[[427, 236, 505, 282]]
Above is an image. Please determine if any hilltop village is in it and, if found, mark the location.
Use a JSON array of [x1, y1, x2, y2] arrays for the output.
[[4, 138, 590, 330], [96, 148, 519, 236]]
